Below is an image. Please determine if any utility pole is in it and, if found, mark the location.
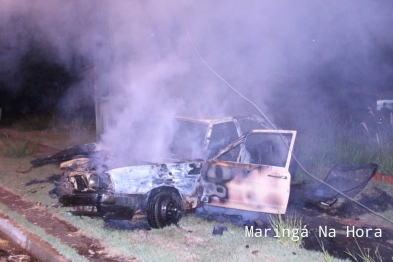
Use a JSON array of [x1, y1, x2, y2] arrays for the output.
[[93, 1, 114, 141]]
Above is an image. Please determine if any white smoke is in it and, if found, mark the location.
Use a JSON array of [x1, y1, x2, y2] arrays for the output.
[[1, 0, 393, 164]]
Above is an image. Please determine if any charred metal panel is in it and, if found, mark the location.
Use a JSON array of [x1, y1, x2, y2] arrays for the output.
[[106, 161, 203, 196], [62, 193, 146, 220], [59, 192, 114, 207], [31, 143, 97, 167], [201, 161, 291, 214], [60, 158, 92, 171]]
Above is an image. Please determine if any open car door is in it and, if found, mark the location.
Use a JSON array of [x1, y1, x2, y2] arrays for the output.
[[200, 130, 297, 214]]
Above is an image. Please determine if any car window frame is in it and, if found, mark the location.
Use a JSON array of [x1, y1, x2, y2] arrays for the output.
[[212, 129, 297, 170]]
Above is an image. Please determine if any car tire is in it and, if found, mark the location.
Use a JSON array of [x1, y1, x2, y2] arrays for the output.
[[147, 190, 182, 229]]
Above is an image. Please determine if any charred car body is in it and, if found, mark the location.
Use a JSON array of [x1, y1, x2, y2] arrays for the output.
[[45, 115, 297, 228]]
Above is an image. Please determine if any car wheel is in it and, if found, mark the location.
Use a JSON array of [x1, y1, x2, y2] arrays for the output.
[[147, 190, 182, 228]]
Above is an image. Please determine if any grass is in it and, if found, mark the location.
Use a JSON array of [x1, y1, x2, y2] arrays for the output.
[[295, 117, 393, 175], [0, 202, 87, 262], [51, 116, 96, 135], [60, 213, 340, 262], [269, 213, 303, 247], [370, 180, 393, 197], [11, 114, 53, 131], [316, 234, 334, 262], [345, 239, 383, 262], [0, 135, 33, 157]]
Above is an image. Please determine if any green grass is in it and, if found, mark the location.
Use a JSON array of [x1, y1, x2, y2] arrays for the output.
[[345, 238, 384, 262], [60, 212, 343, 262], [296, 118, 393, 175], [269, 213, 303, 247], [11, 114, 53, 131], [0, 127, 96, 151], [316, 234, 335, 262], [0, 135, 33, 157], [51, 116, 96, 135], [0, 202, 87, 262]]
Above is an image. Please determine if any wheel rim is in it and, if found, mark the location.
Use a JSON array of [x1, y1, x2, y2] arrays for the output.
[[160, 197, 180, 223]]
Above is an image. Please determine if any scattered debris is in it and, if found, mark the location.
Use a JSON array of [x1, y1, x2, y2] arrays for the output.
[[30, 143, 97, 167], [212, 225, 227, 236], [15, 166, 33, 174], [253, 219, 266, 229], [8, 255, 31, 261]]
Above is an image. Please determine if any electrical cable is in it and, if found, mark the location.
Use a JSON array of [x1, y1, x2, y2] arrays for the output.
[[179, 4, 393, 225]]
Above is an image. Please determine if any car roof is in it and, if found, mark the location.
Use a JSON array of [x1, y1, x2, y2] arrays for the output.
[[174, 114, 273, 128], [174, 115, 237, 125]]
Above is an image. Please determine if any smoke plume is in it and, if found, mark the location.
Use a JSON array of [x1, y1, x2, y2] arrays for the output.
[[1, 0, 393, 164]]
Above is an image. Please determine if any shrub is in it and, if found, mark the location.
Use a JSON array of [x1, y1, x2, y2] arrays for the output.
[[0, 135, 33, 157], [296, 116, 393, 175], [12, 114, 53, 131], [269, 213, 303, 247], [345, 239, 383, 262]]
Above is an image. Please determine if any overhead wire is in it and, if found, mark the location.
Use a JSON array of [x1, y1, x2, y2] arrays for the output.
[[178, 3, 393, 226]]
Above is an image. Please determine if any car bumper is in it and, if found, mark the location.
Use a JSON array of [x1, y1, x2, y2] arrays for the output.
[[58, 191, 147, 220], [59, 191, 116, 207]]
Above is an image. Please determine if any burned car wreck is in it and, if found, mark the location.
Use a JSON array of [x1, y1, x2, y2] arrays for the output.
[[40, 115, 380, 228], [44, 115, 299, 228]]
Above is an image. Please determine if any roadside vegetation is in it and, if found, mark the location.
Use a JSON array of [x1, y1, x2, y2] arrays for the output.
[[0, 134, 33, 157], [10, 114, 54, 131], [295, 115, 393, 175], [345, 238, 383, 262], [269, 213, 303, 247], [316, 236, 335, 262]]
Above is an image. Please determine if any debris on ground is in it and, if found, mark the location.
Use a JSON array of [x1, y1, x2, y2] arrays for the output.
[[212, 225, 227, 236], [8, 255, 31, 262]]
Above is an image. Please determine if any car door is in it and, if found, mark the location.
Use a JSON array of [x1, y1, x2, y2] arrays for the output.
[[199, 130, 296, 214]]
